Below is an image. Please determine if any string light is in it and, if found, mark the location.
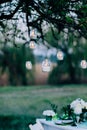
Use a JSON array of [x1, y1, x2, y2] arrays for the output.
[[42, 59, 51, 72], [30, 30, 35, 38], [80, 60, 87, 69], [57, 50, 64, 60], [29, 41, 36, 49], [29, 29, 36, 49], [26, 61, 32, 70]]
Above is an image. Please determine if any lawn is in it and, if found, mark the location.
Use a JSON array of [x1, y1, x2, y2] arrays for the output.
[[0, 84, 87, 130]]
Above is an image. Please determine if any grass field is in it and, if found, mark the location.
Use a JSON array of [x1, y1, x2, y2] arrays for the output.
[[0, 84, 87, 130]]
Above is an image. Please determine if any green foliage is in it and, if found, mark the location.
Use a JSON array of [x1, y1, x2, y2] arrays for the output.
[[48, 66, 59, 85], [44, 29, 58, 48], [0, 85, 87, 129], [48, 60, 69, 84], [0, 115, 36, 130], [0, 0, 87, 85], [50, 102, 58, 113], [0, 0, 87, 40], [0, 45, 35, 86], [45, 27, 87, 84], [61, 105, 73, 119], [65, 16, 73, 24]]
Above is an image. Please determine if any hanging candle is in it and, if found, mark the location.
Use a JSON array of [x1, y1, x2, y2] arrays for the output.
[[29, 41, 35, 49], [57, 50, 64, 60], [80, 60, 87, 69], [30, 30, 35, 38], [26, 61, 32, 70], [42, 59, 51, 72]]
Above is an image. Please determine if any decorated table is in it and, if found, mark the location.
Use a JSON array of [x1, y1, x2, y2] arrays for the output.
[[36, 98, 87, 130], [36, 119, 87, 130]]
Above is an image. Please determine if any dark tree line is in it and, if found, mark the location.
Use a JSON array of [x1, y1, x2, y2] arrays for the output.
[[0, 0, 87, 84]]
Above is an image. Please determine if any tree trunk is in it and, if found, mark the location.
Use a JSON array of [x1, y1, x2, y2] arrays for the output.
[[67, 53, 77, 83]]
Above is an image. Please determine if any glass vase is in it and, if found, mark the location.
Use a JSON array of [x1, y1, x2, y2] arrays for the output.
[[46, 116, 52, 121], [76, 115, 80, 123]]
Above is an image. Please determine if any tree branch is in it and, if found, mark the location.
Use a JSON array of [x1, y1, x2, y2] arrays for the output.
[[0, 0, 12, 4], [0, 1, 22, 20]]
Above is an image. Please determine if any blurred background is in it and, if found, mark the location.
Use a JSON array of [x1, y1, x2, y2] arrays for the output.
[[0, 22, 87, 130], [0, 27, 87, 86], [0, 0, 87, 130]]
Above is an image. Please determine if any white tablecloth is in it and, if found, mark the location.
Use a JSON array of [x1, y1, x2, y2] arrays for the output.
[[36, 119, 87, 130]]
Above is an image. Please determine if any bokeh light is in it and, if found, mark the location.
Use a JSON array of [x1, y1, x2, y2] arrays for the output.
[[26, 61, 32, 70], [29, 41, 36, 49], [42, 59, 51, 72], [57, 51, 64, 60], [80, 60, 87, 69]]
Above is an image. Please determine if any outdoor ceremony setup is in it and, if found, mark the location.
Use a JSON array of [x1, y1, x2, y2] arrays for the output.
[[36, 118, 87, 130], [29, 98, 87, 130], [0, 0, 87, 130]]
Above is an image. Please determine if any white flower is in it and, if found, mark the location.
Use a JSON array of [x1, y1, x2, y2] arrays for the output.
[[74, 105, 82, 115], [43, 110, 56, 116], [70, 98, 86, 115], [70, 100, 79, 109], [79, 99, 86, 108], [70, 98, 85, 109]]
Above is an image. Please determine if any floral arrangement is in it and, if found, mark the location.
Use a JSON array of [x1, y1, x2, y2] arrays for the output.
[[43, 110, 56, 120], [43, 110, 56, 116], [62, 98, 87, 123], [42, 98, 87, 123], [70, 98, 87, 115]]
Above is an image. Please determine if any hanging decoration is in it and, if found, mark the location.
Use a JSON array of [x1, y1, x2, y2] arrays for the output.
[[26, 61, 32, 70], [29, 41, 36, 49], [42, 58, 51, 72], [80, 60, 87, 69], [29, 30, 36, 49], [57, 50, 64, 60], [30, 30, 35, 38]]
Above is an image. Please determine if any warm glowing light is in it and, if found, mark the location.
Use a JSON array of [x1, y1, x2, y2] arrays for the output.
[[26, 61, 32, 70], [42, 59, 51, 72], [57, 51, 64, 60], [30, 30, 35, 38], [80, 60, 87, 69], [29, 41, 35, 49]]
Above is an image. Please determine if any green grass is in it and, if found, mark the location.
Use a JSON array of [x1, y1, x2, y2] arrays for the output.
[[0, 84, 87, 130]]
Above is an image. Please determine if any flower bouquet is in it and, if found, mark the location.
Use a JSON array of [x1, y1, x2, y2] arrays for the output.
[[43, 110, 56, 121], [70, 98, 87, 123], [42, 98, 87, 124], [61, 98, 87, 124]]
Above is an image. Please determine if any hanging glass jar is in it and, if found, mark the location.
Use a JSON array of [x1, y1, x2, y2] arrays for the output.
[[29, 41, 36, 49], [26, 61, 32, 70], [42, 59, 51, 72]]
